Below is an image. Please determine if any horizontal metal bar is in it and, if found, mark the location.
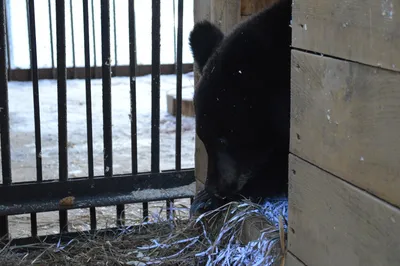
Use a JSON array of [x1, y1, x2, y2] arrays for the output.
[[0, 169, 195, 216], [7, 63, 194, 81]]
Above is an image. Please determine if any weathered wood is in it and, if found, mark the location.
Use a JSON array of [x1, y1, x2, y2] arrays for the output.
[[292, 0, 400, 72], [196, 179, 205, 193], [285, 252, 306, 266], [194, 0, 211, 23], [290, 50, 400, 208], [210, 0, 241, 34], [166, 87, 195, 117], [288, 154, 400, 266], [241, 0, 280, 16]]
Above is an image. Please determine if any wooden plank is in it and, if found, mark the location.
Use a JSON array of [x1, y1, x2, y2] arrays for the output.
[[196, 179, 205, 193], [194, 0, 211, 22], [166, 87, 195, 117], [210, 0, 241, 34], [241, 0, 280, 16], [290, 50, 400, 208], [285, 252, 306, 266], [193, 0, 212, 189], [288, 154, 400, 266], [292, 0, 400, 72]]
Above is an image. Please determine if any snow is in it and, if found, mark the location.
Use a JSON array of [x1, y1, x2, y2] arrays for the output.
[[2, 72, 196, 183], [7, 0, 194, 69]]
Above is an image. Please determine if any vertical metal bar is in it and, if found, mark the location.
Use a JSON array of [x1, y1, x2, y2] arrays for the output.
[[0, 0, 11, 187], [30, 213, 38, 238], [142, 202, 149, 222], [128, 0, 146, 221], [4, 0, 9, 75], [101, 0, 112, 178], [166, 199, 175, 220], [116, 205, 125, 227], [27, 0, 42, 237], [0, 0, 11, 239], [83, 0, 96, 231], [175, 0, 183, 171], [56, 0, 68, 233], [83, 0, 94, 181], [69, 0, 76, 78], [48, 0, 55, 78], [112, 0, 117, 74], [128, 0, 137, 180], [172, 0, 176, 66], [90, 207, 97, 230], [151, 0, 160, 173], [27, 0, 43, 183], [91, 0, 96, 68], [26, 0, 32, 66], [102, 0, 121, 226]]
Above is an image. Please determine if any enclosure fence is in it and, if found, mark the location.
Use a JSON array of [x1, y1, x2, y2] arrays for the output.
[[4, 0, 193, 81], [0, 0, 195, 244]]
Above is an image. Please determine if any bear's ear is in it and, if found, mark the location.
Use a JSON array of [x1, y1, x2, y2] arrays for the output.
[[189, 20, 224, 74]]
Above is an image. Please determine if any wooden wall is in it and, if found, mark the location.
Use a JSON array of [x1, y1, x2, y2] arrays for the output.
[[288, 0, 400, 265]]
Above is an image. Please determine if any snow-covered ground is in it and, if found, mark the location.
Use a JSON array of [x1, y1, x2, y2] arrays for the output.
[[2, 72, 196, 183]]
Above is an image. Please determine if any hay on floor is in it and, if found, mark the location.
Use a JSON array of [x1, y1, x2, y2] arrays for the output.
[[0, 198, 288, 266]]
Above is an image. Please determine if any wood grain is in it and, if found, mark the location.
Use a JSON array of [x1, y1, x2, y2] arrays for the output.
[[194, 0, 211, 23], [288, 154, 400, 266], [241, 0, 280, 16], [196, 179, 205, 193], [285, 252, 306, 266], [292, 0, 400, 72], [290, 49, 400, 208], [166, 88, 195, 117], [210, 0, 241, 34]]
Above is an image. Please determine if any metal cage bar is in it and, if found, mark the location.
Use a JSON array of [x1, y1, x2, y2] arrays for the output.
[[48, 0, 55, 78], [0, 0, 11, 240], [27, 0, 43, 238], [151, 0, 161, 174], [112, 0, 117, 74], [91, 0, 97, 68], [83, 0, 97, 231], [56, 0, 69, 234], [101, 0, 113, 178], [4, 0, 9, 74], [69, 0, 77, 78], [175, 0, 183, 171]]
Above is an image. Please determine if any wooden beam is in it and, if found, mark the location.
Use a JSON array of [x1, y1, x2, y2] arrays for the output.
[[288, 154, 400, 266], [292, 0, 400, 72], [290, 49, 400, 208]]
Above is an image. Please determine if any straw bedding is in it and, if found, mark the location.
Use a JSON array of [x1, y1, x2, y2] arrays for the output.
[[0, 198, 288, 266]]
